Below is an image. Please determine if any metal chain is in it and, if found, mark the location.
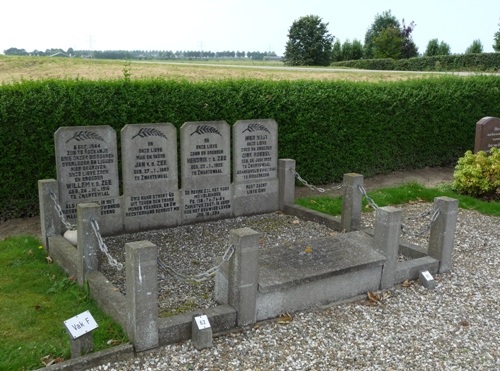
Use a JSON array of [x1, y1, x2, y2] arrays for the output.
[[358, 185, 379, 210], [401, 208, 440, 237], [158, 244, 235, 283], [90, 218, 124, 270], [49, 189, 76, 231], [290, 168, 343, 193]]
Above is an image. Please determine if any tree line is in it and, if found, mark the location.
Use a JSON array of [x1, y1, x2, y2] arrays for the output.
[[284, 11, 500, 66], [2, 48, 278, 61]]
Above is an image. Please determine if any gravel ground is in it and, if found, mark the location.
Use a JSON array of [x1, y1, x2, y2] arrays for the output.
[[91, 201, 499, 370]]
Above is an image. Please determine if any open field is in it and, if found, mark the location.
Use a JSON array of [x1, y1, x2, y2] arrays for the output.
[[0, 55, 443, 83]]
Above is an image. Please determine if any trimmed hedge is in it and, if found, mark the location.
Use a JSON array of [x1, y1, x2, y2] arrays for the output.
[[332, 52, 500, 72], [1, 77, 500, 219]]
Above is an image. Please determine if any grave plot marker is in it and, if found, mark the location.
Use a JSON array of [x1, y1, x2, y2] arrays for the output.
[[180, 121, 233, 222], [55, 125, 122, 234], [232, 119, 279, 216], [475, 116, 500, 153], [121, 123, 181, 231]]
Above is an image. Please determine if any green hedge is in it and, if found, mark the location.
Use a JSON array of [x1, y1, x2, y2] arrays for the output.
[[332, 52, 500, 71], [1, 77, 500, 219]]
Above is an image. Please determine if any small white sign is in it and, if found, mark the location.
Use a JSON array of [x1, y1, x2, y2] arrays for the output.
[[195, 315, 211, 330], [64, 310, 99, 339], [422, 270, 434, 281]]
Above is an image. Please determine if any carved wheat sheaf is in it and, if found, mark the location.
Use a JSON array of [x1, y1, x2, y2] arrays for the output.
[[66, 131, 105, 143], [132, 127, 168, 140], [190, 125, 221, 136], [242, 123, 271, 134]]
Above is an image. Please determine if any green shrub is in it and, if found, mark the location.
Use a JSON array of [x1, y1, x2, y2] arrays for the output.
[[452, 148, 500, 199], [332, 52, 500, 72], [1, 76, 500, 219]]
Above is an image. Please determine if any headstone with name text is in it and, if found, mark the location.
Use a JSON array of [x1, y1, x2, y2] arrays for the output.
[[180, 121, 233, 223], [232, 119, 279, 216], [475, 116, 500, 153], [55, 126, 122, 234], [121, 123, 181, 231]]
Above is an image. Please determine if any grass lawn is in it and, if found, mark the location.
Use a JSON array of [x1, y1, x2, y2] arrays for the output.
[[0, 236, 127, 370], [295, 183, 500, 217]]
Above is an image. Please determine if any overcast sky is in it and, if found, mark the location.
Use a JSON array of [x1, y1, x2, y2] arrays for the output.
[[1, 0, 499, 56]]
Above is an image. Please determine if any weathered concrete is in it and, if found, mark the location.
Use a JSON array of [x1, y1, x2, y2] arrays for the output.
[[228, 228, 260, 326], [43, 343, 134, 371], [38, 179, 63, 250], [257, 231, 386, 320], [278, 159, 296, 210], [395, 256, 439, 284], [126, 241, 159, 352], [48, 235, 78, 278], [341, 173, 363, 232], [429, 197, 459, 273], [158, 305, 237, 345], [76, 203, 100, 286], [373, 206, 402, 290], [419, 270, 437, 289], [283, 204, 342, 231], [191, 315, 213, 350]]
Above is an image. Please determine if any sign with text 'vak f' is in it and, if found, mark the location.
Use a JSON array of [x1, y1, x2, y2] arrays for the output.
[[180, 121, 232, 222], [121, 123, 181, 231], [232, 119, 279, 216], [64, 310, 98, 339], [55, 126, 122, 234]]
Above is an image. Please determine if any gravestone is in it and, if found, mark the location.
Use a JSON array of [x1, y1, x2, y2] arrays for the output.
[[55, 126, 122, 234], [232, 119, 279, 216], [121, 123, 181, 231], [180, 121, 233, 223], [475, 116, 500, 153]]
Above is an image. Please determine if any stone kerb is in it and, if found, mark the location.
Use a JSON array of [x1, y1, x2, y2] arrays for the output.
[[232, 119, 279, 216], [55, 125, 122, 235], [121, 123, 181, 231], [180, 121, 233, 223], [475, 116, 500, 153]]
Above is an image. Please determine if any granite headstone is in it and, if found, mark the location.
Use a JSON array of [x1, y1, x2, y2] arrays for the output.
[[54, 125, 122, 234], [180, 121, 233, 222], [475, 116, 500, 153], [121, 123, 181, 231], [232, 119, 279, 216]]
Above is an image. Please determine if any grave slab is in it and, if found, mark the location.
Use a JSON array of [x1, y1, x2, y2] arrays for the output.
[[232, 119, 279, 216], [180, 121, 233, 223], [54, 125, 122, 234], [258, 231, 386, 293], [475, 116, 500, 153], [121, 123, 181, 231]]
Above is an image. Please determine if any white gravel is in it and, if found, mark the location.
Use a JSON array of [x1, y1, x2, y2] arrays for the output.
[[92, 203, 499, 370]]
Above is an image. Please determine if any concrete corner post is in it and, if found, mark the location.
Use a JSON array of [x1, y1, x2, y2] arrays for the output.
[[228, 227, 260, 327], [428, 196, 459, 273], [341, 173, 364, 232], [279, 159, 296, 210], [125, 240, 159, 352], [38, 179, 63, 250], [77, 203, 100, 286], [373, 206, 402, 290]]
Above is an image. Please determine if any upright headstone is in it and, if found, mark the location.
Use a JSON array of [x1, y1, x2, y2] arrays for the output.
[[475, 116, 500, 153], [55, 126, 122, 234], [232, 119, 279, 216], [180, 121, 233, 223], [121, 123, 181, 231]]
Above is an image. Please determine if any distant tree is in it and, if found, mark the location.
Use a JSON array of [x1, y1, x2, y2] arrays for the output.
[[493, 19, 500, 52], [373, 27, 403, 59], [364, 10, 399, 59], [365, 10, 417, 59], [4, 47, 28, 56], [67, 47, 74, 56], [351, 39, 364, 60], [331, 40, 342, 61], [465, 39, 483, 54], [399, 19, 418, 58], [341, 40, 353, 61], [437, 41, 451, 56], [283, 15, 334, 66], [425, 39, 440, 56]]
